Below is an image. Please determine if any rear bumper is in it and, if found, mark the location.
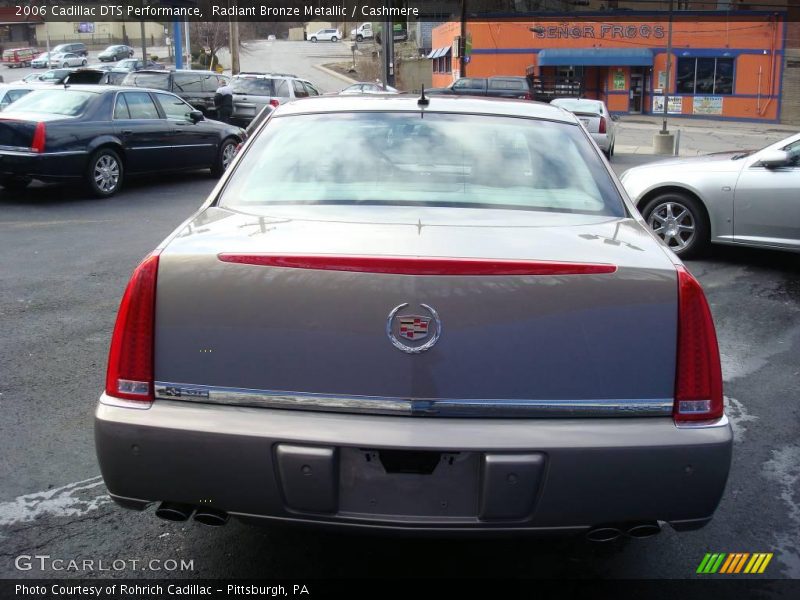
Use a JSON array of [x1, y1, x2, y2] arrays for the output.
[[95, 396, 732, 533], [591, 132, 612, 151], [0, 150, 86, 181]]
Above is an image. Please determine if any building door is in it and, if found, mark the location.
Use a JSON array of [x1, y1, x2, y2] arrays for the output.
[[630, 71, 644, 114]]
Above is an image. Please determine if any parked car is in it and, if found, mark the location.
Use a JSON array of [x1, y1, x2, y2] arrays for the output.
[[267, 34, 277, 41], [309, 28, 341, 42], [229, 73, 320, 125], [0, 86, 245, 196], [427, 76, 534, 100], [94, 95, 731, 537], [114, 58, 165, 72], [121, 69, 229, 116], [64, 68, 118, 85], [551, 98, 616, 159], [339, 82, 398, 95], [21, 72, 47, 82], [30, 52, 53, 69], [50, 52, 87, 68], [29, 68, 73, 84], [0, 83, 36, 110], [98, 45, 134, 62], [2, 47, 35, 68], [621, 132, 800, 257], [51, 43, 88, 57]]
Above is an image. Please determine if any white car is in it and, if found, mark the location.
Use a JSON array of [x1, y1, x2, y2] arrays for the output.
[[551, 98, 616, 159], [339, 82, 399, 95], [309, 29, 341, 43], [51, 53, 87, 68], [30, 52, 52, 68]]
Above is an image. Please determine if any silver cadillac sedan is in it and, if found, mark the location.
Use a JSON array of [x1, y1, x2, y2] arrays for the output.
[[95, 95, 732, 538], [621, 133, 800, 257]]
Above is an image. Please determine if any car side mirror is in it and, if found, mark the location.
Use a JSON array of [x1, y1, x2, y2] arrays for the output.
[[759, 150, 789, 169], [189, 110, 204, 123]]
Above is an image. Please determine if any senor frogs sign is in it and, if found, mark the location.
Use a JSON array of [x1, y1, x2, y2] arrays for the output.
[[534, 24, 666, 40]]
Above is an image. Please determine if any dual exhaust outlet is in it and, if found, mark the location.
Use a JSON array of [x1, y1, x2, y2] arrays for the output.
[[155, 502, 228, 527], [156, 501, 661, 539], [585, 521, 662, 542]]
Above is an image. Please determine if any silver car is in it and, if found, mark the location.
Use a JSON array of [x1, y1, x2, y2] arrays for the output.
[[621, 133, 800, 257], [95, 96, 732, 537], [230, 73, 320, 125], [551, 98, 616, 159], [50, 52, 87, 68]]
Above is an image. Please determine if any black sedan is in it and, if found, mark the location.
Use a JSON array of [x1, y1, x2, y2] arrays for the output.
[[98, 45, 134, 62], [0, 86, 245, 197]]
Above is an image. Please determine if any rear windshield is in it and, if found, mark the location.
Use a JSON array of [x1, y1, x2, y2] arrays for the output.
[[489, 79, 526, 90], [231, 78, 275, 95], [219, 112, 623, 216], [123, 72, 170, 90], [4, 90, 95, 116], [553, 100, 603, 114]]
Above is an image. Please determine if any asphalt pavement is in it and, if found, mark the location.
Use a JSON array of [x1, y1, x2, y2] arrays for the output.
[[0, 40, 798, 582]]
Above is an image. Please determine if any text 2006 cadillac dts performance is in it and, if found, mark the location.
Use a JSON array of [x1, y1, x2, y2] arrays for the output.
[[95, 95, 732, 537]]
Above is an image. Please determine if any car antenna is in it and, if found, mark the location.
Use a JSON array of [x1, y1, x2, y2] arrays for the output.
[[417, 85, 429, 108]]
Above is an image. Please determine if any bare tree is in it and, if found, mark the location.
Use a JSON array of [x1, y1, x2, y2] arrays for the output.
[[189, 21, 229, 68]]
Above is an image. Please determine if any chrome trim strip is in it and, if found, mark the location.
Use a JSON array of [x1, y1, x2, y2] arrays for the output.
[[130, 144, 215, 150], [674, 414, 730, 429], [0, 149, 88, 157], [154, 382, 673, 418], [99, 395, 153, 410]]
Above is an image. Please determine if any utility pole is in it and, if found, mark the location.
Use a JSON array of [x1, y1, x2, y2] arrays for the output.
[[661, 0, 674, 134], [184, 18, 191, 69], [382, 20, 395, 87], [229, 20, 240, 74], [653, 0, 676, 154], [140, 20, 147, 62], [460, 0, 467, 78]]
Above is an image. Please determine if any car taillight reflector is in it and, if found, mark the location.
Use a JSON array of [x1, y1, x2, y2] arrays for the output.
[[269, 99, 280, 108], [674, 265, 723, 422], [105, 250, 160, 403], [217, 254, 617, 276], [30, 122, 46, 153], [598, 116, 607, 134]]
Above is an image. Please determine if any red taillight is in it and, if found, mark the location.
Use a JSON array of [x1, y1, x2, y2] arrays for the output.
[[105, 250, 161, 403], [30, 122, 46, 153], [269, 99, 280, 108], [217, 254, 617, 276], [523, 92, 533, 100], [598, 116, 607, 134], [673, 265, 723, 423]]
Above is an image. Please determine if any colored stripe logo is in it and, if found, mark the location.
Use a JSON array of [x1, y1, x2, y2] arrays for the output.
[[697, 553, 773, 574]]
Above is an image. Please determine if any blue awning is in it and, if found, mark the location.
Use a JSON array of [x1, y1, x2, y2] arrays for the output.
[[427, 46, 451, 59], [537, 49, 653, 67]]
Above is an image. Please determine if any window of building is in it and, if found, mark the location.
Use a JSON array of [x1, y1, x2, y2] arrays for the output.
[[675, 57, 734, 95]]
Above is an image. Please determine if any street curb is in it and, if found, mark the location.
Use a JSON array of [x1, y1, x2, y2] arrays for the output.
[[314, 63, 358, 86]]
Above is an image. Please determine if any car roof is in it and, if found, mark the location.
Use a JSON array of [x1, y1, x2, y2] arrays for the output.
[[273, 94, 578, 123]]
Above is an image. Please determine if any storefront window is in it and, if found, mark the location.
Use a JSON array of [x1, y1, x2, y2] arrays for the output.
[[675, 57, 735, 95]]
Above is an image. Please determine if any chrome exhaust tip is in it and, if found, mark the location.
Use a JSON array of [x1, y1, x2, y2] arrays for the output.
[[585, 526, 622, 543], [194, 507, 229, 527], [626, 522, 662, 539], [155, 502, 194, 522]]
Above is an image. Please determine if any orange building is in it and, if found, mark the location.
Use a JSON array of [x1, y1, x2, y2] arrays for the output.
[[430, 12, 787, 122]]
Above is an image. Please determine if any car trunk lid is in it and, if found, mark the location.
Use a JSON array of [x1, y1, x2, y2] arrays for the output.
[[152, 206, 677, 416]]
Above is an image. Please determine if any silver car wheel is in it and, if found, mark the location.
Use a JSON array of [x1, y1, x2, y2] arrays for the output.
[[647, 201, 695, 252], [221, 142, 236, 169], [94, 155, 120, 193]]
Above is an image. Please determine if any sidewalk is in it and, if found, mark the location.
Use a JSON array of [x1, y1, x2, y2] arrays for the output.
[[614, 114, 797, 156]]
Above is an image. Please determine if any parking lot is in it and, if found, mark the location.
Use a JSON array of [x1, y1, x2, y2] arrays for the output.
[[0, 40, 798, 581]]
